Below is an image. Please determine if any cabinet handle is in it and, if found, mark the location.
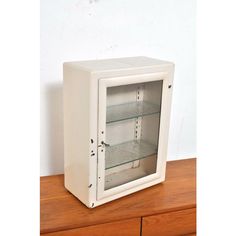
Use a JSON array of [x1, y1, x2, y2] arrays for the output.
[[101, 141, 110, 147]]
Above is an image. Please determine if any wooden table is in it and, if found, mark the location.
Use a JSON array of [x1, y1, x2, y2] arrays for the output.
[[41, 158, 196, 236]]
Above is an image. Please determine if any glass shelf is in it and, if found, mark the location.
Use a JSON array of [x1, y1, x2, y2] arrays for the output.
[[105, 140, 157, 170], [106, 101, 160, 124]]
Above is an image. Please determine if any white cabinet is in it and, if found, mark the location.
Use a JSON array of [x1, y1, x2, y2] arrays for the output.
[[63, 57, 174, 208]]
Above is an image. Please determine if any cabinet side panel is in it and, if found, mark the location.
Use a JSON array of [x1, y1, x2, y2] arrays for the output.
[[63, 64, 90, 206]]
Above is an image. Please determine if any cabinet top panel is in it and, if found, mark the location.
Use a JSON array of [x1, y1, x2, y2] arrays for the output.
[[64, 56, 173, 72]]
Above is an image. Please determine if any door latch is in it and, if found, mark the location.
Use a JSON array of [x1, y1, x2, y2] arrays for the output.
[[101, 141, 110, 147]]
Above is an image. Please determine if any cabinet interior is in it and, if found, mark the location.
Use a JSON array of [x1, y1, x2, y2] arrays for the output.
[[104, 80, 163, 190]]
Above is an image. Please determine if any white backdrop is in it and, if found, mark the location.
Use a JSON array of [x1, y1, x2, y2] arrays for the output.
[[40, 0, 196, 176]]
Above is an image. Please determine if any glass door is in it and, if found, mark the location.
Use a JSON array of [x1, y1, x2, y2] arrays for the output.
[[97, 73, 165, 199]]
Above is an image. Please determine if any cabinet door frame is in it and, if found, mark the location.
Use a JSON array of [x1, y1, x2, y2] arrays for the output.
[[97, 72, 170, 200]]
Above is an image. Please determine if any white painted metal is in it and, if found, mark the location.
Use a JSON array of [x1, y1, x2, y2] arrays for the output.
[[63, 57, 174, 208]]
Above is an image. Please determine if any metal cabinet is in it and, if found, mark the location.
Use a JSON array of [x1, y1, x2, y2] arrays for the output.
[[63, 57, 174, 208]]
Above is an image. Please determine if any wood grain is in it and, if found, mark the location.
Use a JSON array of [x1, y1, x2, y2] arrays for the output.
[[41, 218, 140, 236], [41, 175, 68, 200], [142, 208, 196, 236], [40, 158, 196, 234]]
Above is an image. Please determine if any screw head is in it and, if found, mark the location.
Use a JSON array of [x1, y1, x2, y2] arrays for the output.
[[168, 85, 172, 89]]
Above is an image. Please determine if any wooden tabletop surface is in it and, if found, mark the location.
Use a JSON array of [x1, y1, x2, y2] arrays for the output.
[[40, 158, 196, 234]]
